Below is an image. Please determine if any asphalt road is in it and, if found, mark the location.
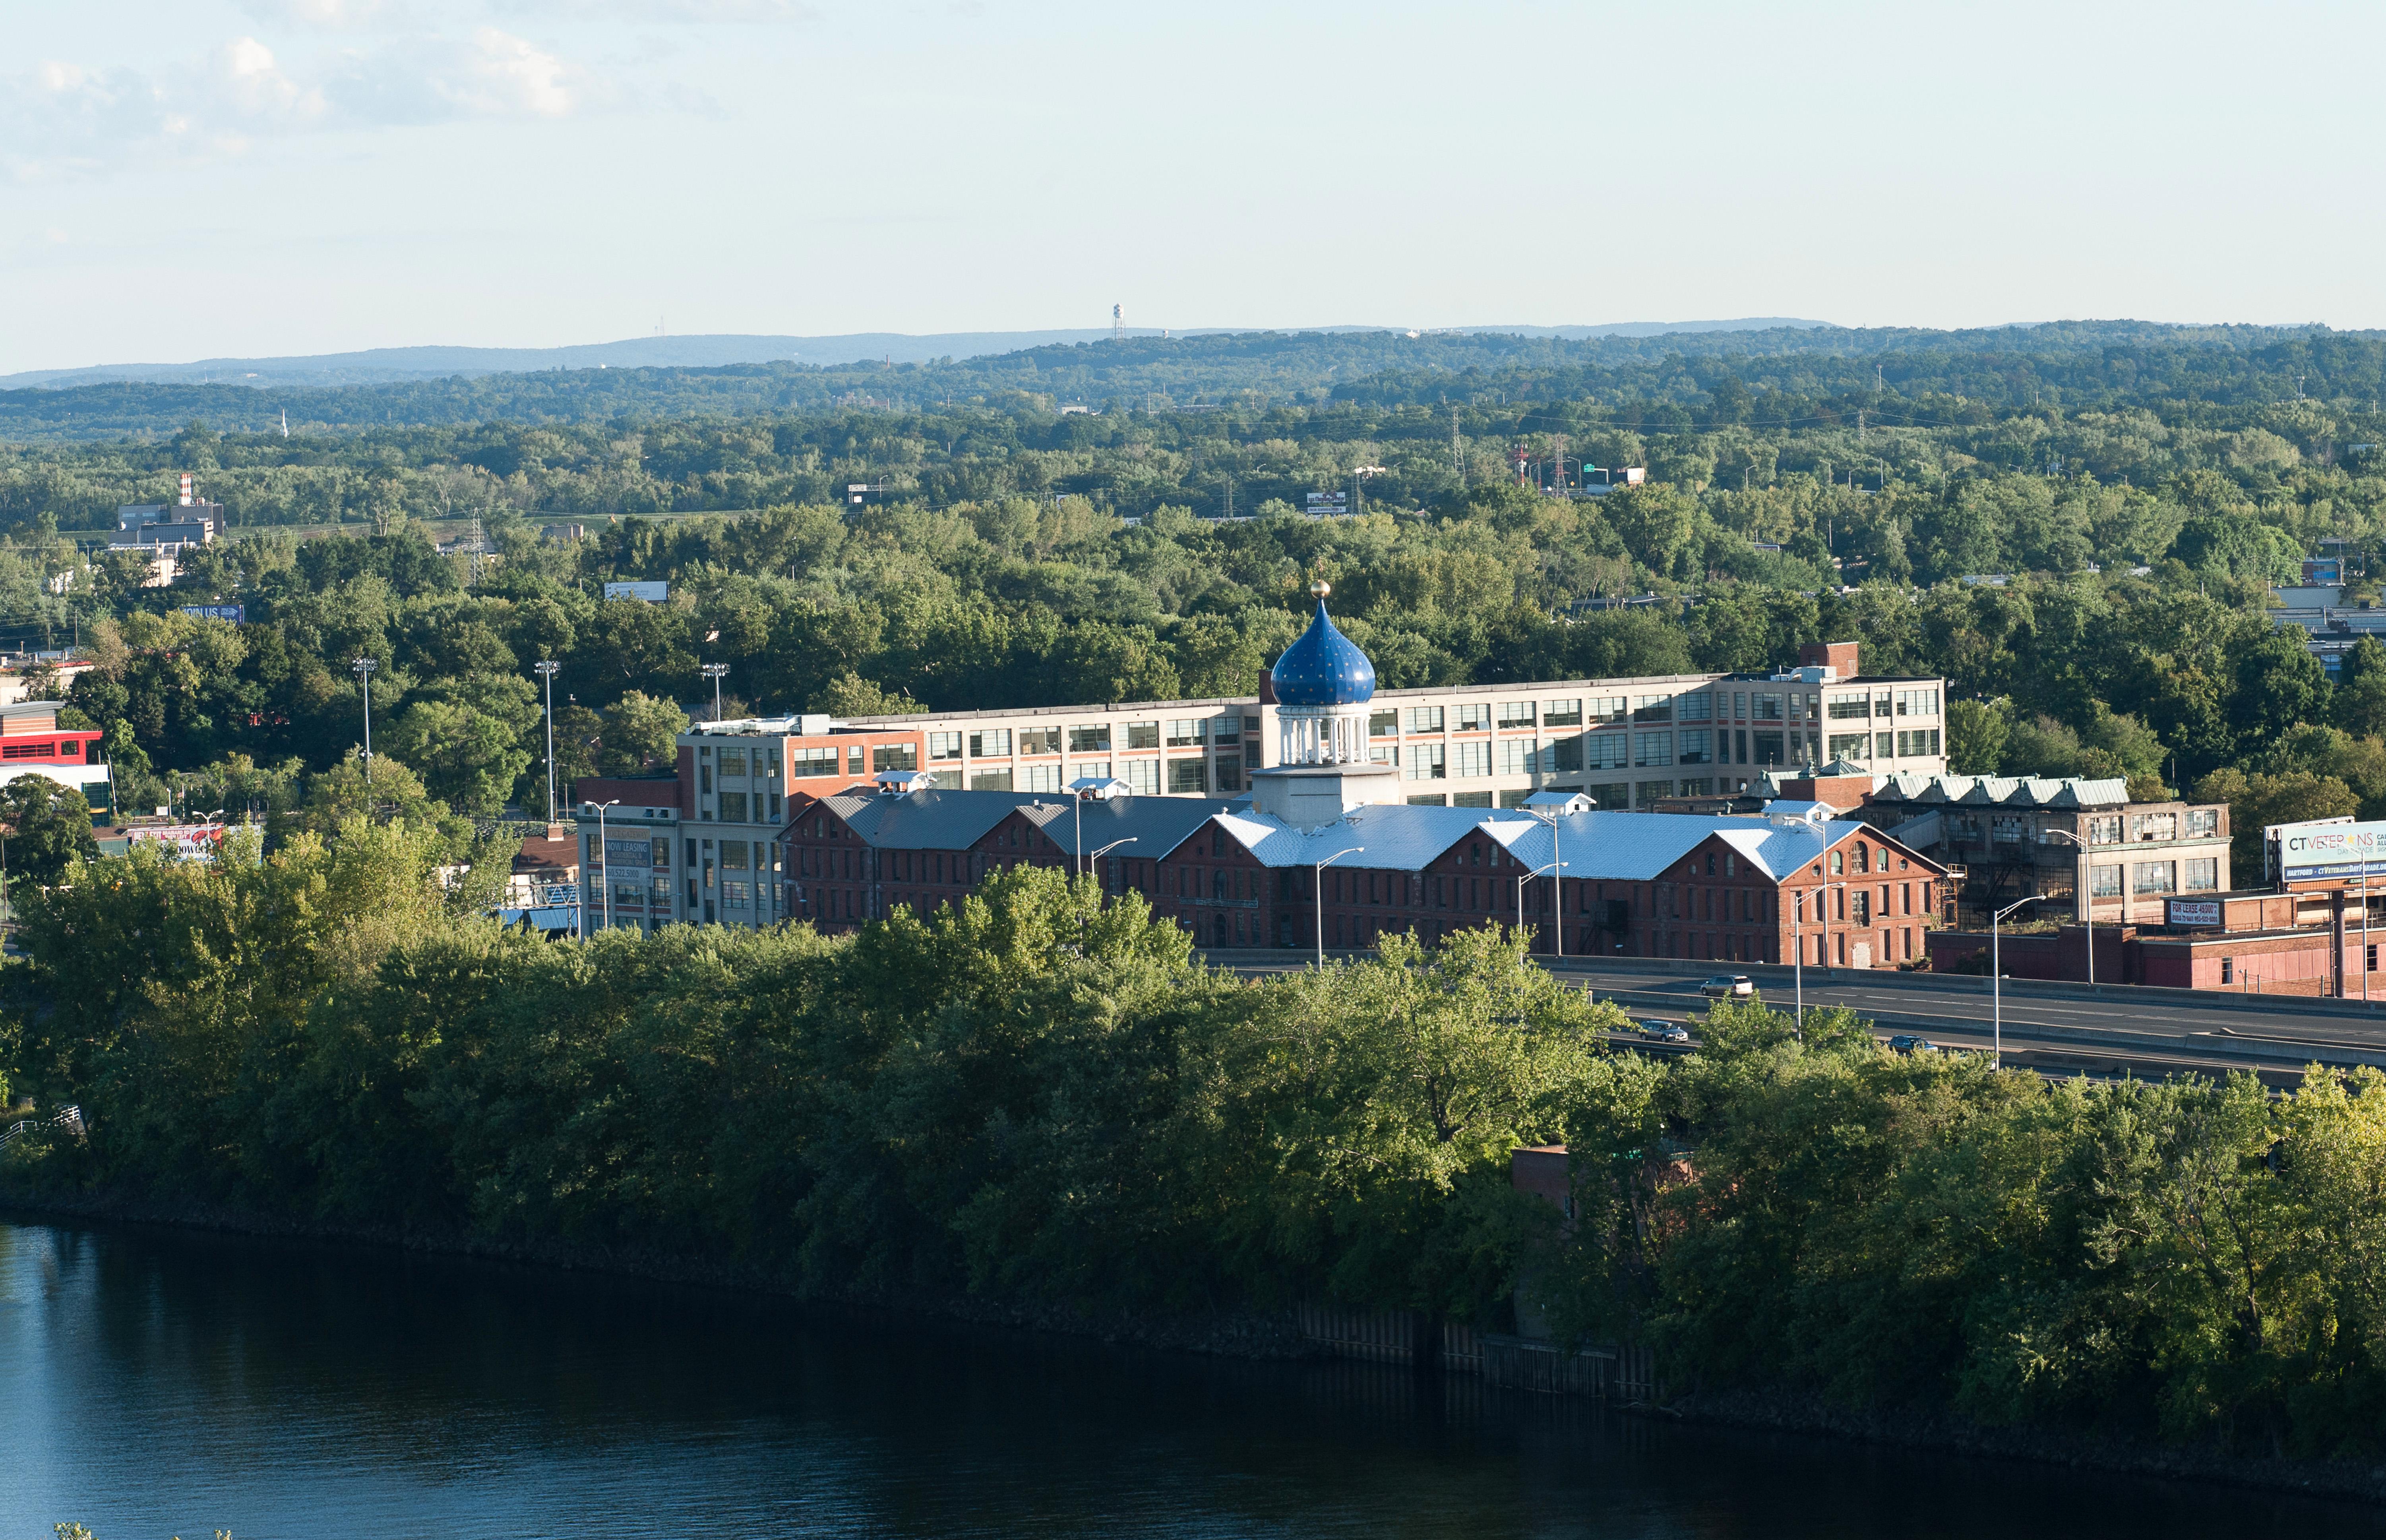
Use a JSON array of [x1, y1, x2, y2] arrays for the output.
[[1208, 950, 2386, 1085]]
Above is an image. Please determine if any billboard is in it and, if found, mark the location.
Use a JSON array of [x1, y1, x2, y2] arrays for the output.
[[2272, 817, 2386, 883], [126, 823, 230, 860], [603, 580, 668, 603], [2167, 898, 2223, 928], [177, 604, 244, 624], [1305, 491, 1348, 516]]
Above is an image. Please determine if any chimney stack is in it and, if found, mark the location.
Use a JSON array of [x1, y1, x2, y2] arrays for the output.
[[178, 473, 194, 507]]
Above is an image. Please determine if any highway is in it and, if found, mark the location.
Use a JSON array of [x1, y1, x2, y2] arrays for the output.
[[1205, 950, 2386, 1087]]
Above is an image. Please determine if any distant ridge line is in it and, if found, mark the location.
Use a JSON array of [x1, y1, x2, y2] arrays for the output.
[[2, 319, 1837, 390]]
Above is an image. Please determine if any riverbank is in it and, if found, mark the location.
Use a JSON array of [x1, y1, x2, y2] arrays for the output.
[[0, 1184, 1313, 1362], [11, 1183, 2386, 1509]]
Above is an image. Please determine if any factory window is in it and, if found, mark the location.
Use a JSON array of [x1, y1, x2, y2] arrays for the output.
[[1632, 695, 1673, 724], [1165, 719, 1207, 747], [2131, 861, 2177, 895], [1545, 699, 1584, 727], [929, 731, 963, 760], [1498, 701, 1536, 729], [872, 744, 917, 772], [1128, 722, 1160, 749], [1404, 706, 1445, 734], [969, 728, 1011, 758]]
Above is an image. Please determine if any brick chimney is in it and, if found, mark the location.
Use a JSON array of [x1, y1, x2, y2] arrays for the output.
[[1798, 641, 1860, 678]]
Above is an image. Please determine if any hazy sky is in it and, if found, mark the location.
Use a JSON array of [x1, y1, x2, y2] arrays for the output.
[[8, 0, 2384, 373]]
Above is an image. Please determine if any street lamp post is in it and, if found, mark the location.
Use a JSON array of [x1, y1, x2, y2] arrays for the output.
[[590, 798, 622, 939], [1089, 836, 1137, 896], [351, 656, 377, 780], [535, 660, 562, 824], [1315, 846, 1363, 966], [1516, 859, 1567, 940], [1523, 793, 1586, 956], [700, 663, 730, 722], [1990, 895, 2040, 1070], [2042, 828, 2092, 986]]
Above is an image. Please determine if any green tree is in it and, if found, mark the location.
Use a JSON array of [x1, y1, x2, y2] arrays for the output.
[[2191, 766, 2358, 879], [0, 778, 96, 888], [381, 698, 532, 816], [1945, 697, 2012, 774], [598, 691, 691, 773]]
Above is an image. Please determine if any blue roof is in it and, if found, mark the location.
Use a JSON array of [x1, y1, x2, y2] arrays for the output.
[[1269, 600, 1375, 708]]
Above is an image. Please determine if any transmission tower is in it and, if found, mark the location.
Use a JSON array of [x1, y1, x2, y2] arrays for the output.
[[1113, 304, 1123, 343], [1451, 405, 1465, 489]]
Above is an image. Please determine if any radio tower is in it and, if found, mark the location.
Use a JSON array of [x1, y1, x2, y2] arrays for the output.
[[1113, 304, 1123, 343]]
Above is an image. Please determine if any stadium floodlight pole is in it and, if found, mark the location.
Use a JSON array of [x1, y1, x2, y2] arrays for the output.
[[535, 660, 562, 824], [1990, 896, 2040, 1070], [2041, 828, 2090, 985], [701, 663, 730, 722], [351, 656, 377, 781], [1315, 846, 1363, 967]]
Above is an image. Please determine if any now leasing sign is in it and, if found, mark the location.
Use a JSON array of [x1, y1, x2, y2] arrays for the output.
[[2272, 818, 2386, 882]]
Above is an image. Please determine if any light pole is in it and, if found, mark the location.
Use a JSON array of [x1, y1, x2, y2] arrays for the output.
[[1089, 836, 1136, 896], [1524, 792, 1587, 957], [535, 660, 561, 824], [1990, 895, 2040, 1070], [351, 656, 377, 780], [701, 662, 729, 722], [2042, 828, 2091, 985], [1516, 859, 1567, 942], [1315, 845, 1363, 966], [591, 798, 621, 939]]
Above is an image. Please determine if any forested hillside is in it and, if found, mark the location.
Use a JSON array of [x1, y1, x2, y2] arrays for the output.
[[4, 321, 2385, 862]]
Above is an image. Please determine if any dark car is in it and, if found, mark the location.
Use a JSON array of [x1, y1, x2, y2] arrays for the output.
[[1638, 1019, 1691, 1043], [1886, 1034, 1937, 1054]]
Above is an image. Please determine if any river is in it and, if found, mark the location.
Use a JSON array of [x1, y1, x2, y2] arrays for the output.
[[0, 1217, 2374, 1539]]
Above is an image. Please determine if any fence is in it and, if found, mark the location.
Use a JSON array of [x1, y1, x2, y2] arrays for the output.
[[0, 1103, 82, 1153], [1296, 1304, 1660, 1399], [1479, 1334, 1658, 1401], [1294, 1304, 1480, 1373]]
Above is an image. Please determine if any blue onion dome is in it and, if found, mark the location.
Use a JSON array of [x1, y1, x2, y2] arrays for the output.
[[1270, 580, 1376, 706]]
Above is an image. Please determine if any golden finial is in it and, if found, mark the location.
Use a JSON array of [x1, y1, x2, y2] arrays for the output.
[[1310, 578, 1331, 599]]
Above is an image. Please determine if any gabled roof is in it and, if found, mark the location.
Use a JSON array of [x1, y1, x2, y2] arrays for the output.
[[806, 789, 1944, 882], [811, 786, 1235, 858], [2048, 778, 2130, 808]]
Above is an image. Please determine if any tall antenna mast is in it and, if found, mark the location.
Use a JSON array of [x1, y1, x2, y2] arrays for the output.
[[1452, 404, 1465, 489], [1113, 304, 1123, 344]]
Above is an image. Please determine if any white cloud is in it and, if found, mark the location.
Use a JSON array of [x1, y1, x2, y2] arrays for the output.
[[4, 26, 606, 177], [331, 27, 584, 122], [491, 0, 818, 22], [237, 0, 425, 29]]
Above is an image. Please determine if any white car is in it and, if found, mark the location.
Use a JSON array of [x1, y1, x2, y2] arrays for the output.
[[1701, 975, 1755, 999]]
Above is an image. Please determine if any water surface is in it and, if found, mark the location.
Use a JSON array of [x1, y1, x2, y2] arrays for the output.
[[0, 1217, 2373, 1539]]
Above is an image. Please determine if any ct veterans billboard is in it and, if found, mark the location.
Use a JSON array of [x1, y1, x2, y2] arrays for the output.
[[2271, 817, 2386, 883]]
